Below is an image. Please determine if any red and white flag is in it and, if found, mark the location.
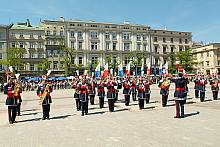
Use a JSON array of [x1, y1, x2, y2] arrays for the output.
[[103, 63, 109, 79], [126, 62, 131, 77]]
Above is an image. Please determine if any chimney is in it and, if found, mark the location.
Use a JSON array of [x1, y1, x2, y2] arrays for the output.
[[60, 17, 65, 22], [27, 19, 32, 27]]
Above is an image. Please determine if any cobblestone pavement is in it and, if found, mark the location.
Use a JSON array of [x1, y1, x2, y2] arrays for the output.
[[0, 83, 219, 147]]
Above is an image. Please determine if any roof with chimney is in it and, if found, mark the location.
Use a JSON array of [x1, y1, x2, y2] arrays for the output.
[[11, 19, 44, 31]]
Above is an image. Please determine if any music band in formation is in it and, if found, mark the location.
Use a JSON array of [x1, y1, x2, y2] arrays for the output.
[[3, 69, 220, 124]]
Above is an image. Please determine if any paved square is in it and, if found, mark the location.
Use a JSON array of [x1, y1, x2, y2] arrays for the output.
[[0, 83, 219, 147]]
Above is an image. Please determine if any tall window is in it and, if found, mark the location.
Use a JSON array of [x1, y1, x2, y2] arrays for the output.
[[30, 64, 34, 71], [91, 57, 98, 64], [185, 39, 188, 44], [78, 41, 83, 50], [70, 31, 74, 37], [53, 30, 57, 36], [46, 40, 50, 45], [163, 37, 166, 43], [170, 38, 174, 43], [19, 42, 24, 48], [155, 58, 159, 65], [124, 57, 130, 65], [137, 43, 141, 50], [53, 61, 58, 69], [112, 33, 117, 40], [71, 41, 75, 49], [136, 34, 141, 41], [29, 42, 34, 49], [0, 53, 2, 59], [19, 32, 24, 38], [155, 46, 158, 53], [77, 31, 83, 39], [0, 43, 3, 49], [179, 38, 182, 44], [163, 46, 167, 53], [46, 30, 50, 35], [38, 42, 43, 49], [171, 46, 174, 52], [179, 46, 183, 52], [90, 31, 98, 39], [30, 33, 34, 39], [143, 34, 147, 40], [78, 56, 83, 64], [30, 52, 35, 58], [124, 43, 130, 51], [38, 52, 43, 58], [106, 42, 110, 50], [38, 33, 42, 38], [11, 42, 16, 48], [60, 31, 63, 36], [91, 42, 98, 50], [113, 43, 117, 50], [154, 37, 157, 42], [143, 44, 147, 51], [105, 32, 110, 40], [10, 32, 15, 38], [123, 33, 130, 40]]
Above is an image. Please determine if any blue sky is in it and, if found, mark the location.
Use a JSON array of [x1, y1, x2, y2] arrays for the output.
[[0, 0, 219, 43]]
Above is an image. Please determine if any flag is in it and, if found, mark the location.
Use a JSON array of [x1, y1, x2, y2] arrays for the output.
[[163, 63, 168, 75], [154, 64, 157, 77], [126, 62, 131, 77], [95, 64, 100, 78], [135, 64, 138, 76], [103, 63, 109, 79], [141, 63, 144, 76], [9, 66, 13, 73], [147, 62, 151, 76], [159, 63, 163, 75], [118, 63, 124, 78], [76, 70, 79, 76], [90, 63, 93, 76]]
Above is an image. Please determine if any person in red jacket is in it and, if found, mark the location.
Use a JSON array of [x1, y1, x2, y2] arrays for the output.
[[123, 81, 131, 106], [144, 80, 151, 104], [97, 80, 105, 108], [5, 84, 17, 124], [79, 80, 89, 116], [107, 80, 116, 112], [137, 80, 145, 109], [14, 83, 22, 116]]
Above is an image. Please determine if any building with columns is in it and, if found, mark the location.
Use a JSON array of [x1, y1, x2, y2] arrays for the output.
[[192, 43, 220, 75]]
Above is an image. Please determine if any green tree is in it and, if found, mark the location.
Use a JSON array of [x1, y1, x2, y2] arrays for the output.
[[168, 52, 177, 74], [0, 47, 26, 73]]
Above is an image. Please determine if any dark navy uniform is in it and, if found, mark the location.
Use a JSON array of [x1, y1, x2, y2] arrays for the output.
[[144, 81, 151, 104], [137, 83, 145, 109], [199, 79, 207, 102], [5, 85, 17, 124], [107, 82, 115, 112], [131, 81, 137, 101], [79, 84, 89, 116], [171, 76, 187, 118], [74, 82, 81, 111], [210, 78, 219, 100], [193, 78, 200, 98], [97, 82, 105, 108], [37, 84, 53, 120], [88, 82, 96, 105], [158, 79, 170, 107], [123, 82, 131, 106]]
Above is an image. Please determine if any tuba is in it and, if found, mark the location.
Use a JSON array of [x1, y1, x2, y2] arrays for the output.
[[14, 83, 20, 97], [160, 80, 171, 89], [39, 84, 50, 104]]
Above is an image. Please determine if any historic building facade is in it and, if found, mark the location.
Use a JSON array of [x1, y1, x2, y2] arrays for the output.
[[192, 43, 220, 75], [0, 18, 193, 76], [9, 20, 46, 75]]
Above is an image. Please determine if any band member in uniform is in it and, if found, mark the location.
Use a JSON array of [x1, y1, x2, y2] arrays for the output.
[[131, 80, 137, 101], [107, 80, 116, 112], [137, 80, 145, 109], [158, 76, 170, 107], [37, 80, 53, 120], [144, 79, 151, 104], [79, 80, 89, 116], [210, 75, 219, 100], [14, 82, 22, 116], [123, 81, 131, 106], [199, 76, 207, 102], [4, 81, 17, 124], [170, 70, 187, 118], [97, 80, 105, 108], [193, 76, 200, 98], [74, 81, 81, 111], [88, 81, 96, 105]]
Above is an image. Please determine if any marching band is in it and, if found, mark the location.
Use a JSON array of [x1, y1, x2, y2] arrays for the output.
[[2, 69, 220, 124]]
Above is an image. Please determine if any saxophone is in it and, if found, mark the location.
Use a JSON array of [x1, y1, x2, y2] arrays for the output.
[[14, 84, 20, 97], [39, 84, 50, 104]]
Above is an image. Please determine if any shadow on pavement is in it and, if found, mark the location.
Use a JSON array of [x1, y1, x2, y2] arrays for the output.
[[21, 112, 39, 116], [204, 99, 212, 102], [17, 118, 41, 123], [50, 115, 72, 120], [114, 108, 129, 112], [21, 109, 39, 112], [143, 106, 156, 110], [184, 111, 200, 118], [87, 111, 105, 115]]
